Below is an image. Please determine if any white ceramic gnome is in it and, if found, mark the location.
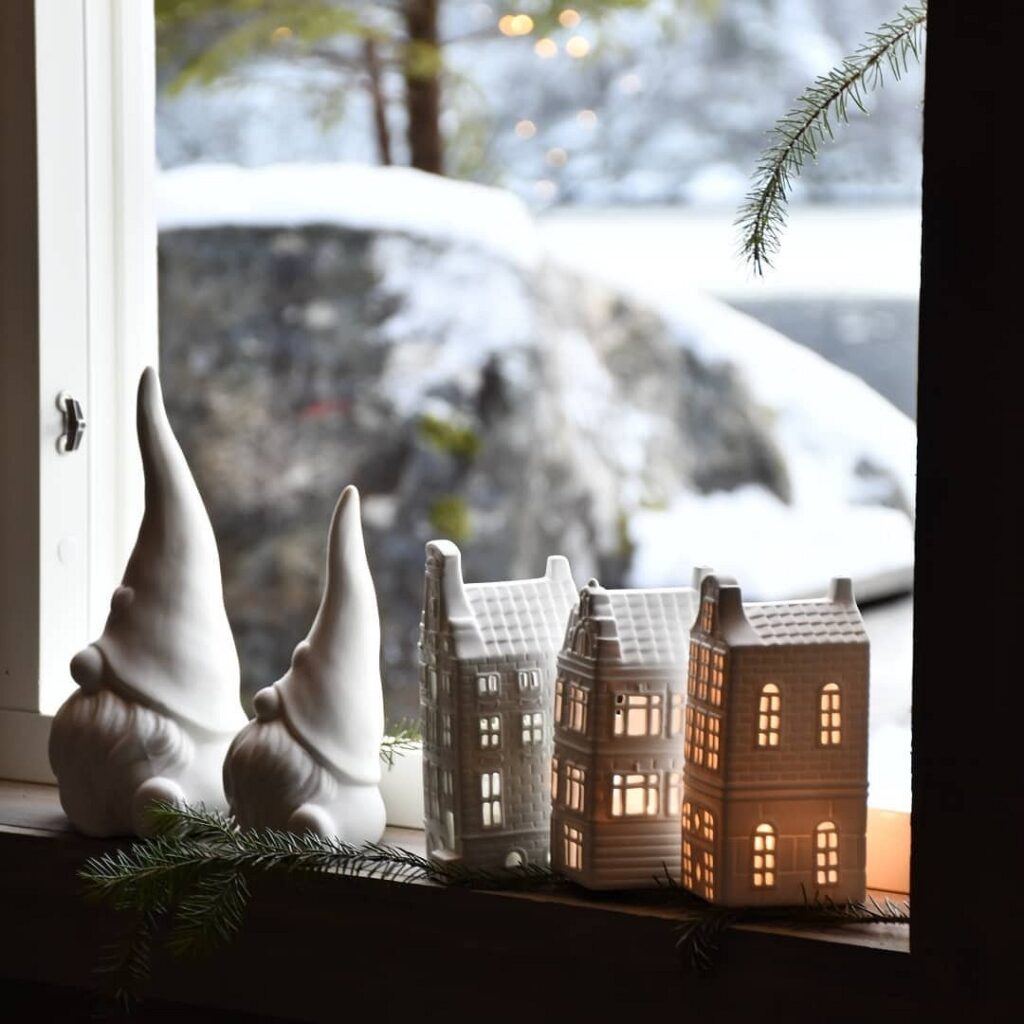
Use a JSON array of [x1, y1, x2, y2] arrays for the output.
[[223, 486, 386, 842], [49, 368, 246, 836]]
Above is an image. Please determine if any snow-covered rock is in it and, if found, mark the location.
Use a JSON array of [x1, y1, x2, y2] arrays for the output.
[[157, 164, 914, 720]]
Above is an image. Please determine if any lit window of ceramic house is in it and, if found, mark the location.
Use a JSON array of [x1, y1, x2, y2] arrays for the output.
[[563, 824, 583, 870], [518, 669, 541, 692], [563, 763, 586, 812], [611, 772, 659, 817], [613, 692, 663, 736], [815, 821, 840, 885], [567, 683, 588, 733], [521, 712, 543, 745], [481, 772, 502, 828], [477, 673, 500, 697], [479, 715, 500, 748], [752, 823, 776, 888], [757, 684, 781, 747], [819, 683, 842, 745]]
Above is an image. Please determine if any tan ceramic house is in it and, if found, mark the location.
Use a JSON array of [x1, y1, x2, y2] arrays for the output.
[[418, 541, 577, 870], [550, 573, 708, 889], [681, 573, 869, 907]]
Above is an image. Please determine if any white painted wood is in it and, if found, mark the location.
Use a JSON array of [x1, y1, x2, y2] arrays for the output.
[[0, 0, 157, 780]]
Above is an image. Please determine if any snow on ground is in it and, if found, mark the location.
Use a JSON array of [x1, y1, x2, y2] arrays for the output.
[[158, 163, 541, 269], [538, 205, 923, 300]]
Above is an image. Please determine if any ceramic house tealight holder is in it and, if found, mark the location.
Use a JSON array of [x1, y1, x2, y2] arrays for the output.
[[550, 570, 711, 889], [419, 541, 577, 870], [679, 573, 869, 906], [49, 368, 247, 837], [223, 486, 387, 843]]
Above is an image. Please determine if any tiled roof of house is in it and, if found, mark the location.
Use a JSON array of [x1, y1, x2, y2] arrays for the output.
[[594, 588, 699, 666], [464, 574, 578, 658], [742, 598, 868, 645]]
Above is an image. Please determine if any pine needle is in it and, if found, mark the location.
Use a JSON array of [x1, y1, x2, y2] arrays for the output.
[[737, 1, 927, 275], [80, 803, 909, 1000]]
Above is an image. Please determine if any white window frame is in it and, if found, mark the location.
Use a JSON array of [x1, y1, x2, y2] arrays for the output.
[[0, 0, 158, 783]]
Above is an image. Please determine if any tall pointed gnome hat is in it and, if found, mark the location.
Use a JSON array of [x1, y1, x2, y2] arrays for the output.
[[275, 486, 384, 784], [71, 368, 243, 734]]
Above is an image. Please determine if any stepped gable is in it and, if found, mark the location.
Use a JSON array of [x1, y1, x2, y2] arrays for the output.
[[587, 587, 700, 667]]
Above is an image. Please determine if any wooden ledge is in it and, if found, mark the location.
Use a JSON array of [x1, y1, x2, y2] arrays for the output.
[[0, 780, 911, 1022]]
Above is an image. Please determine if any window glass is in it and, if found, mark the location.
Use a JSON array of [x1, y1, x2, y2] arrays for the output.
[[152, 3, 916, 831], [753, 823, 776, 888], [820, 683, 842, 745], [815, 821, 840, 885], [757, 684, 781, 748], [613, 692, 663, 736]]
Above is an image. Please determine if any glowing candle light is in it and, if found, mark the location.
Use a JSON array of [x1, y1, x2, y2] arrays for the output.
[[559, 9, 581, 28], [534, 37, 558, 58]]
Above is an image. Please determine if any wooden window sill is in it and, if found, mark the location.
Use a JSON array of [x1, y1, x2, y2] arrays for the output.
[[0, 780, 910, 1021]]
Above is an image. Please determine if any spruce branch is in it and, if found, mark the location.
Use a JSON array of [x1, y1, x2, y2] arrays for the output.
[[379, 719, 422, 769], [80, 803, 908, 1002], [737, 1, 927, 275]]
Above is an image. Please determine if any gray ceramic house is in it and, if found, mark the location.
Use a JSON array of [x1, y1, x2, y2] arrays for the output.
[[550, 572, 707, 889], [419, 540, 577, 869], [681, 573, 869, 906]]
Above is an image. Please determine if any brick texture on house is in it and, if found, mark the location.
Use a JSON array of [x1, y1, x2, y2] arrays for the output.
[[419, 540, 577, 870], [682, 574, 869, 907], [550, 573, 708, 889]]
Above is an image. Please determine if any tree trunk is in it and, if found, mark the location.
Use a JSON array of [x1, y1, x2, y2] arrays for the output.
[[362, 38, 393, 166], [401, 0, 443, 175]]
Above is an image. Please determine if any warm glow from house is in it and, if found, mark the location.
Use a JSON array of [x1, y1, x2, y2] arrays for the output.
[[559, 8, 581, 28], [534, 37, 558, 58], [565, 35, 591, 58]]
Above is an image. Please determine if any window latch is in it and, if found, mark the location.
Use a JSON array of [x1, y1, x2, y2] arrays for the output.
[[56, 391, 86, 453]]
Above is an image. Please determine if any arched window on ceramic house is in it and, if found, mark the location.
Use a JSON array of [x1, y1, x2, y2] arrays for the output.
[[815, 821, 840, 886], [752, 823, 776, 888], [757, 683, 781, 747], [819, 682, 842, 745]]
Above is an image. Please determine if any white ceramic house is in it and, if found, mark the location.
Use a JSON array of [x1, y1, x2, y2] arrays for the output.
[[681, 573, 869, 907], [419, 541, 577, 870], [550, 572, 709, 889]]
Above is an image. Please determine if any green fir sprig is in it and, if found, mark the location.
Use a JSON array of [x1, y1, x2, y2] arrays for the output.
[[80, 803, 908, 1006], [737, 1, 927, 275], [379, 719, 423, 769]]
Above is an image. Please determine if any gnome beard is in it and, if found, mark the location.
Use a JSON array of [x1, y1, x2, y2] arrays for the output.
[[223, 486, 386, 843], [49, 368, 245, 837]]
